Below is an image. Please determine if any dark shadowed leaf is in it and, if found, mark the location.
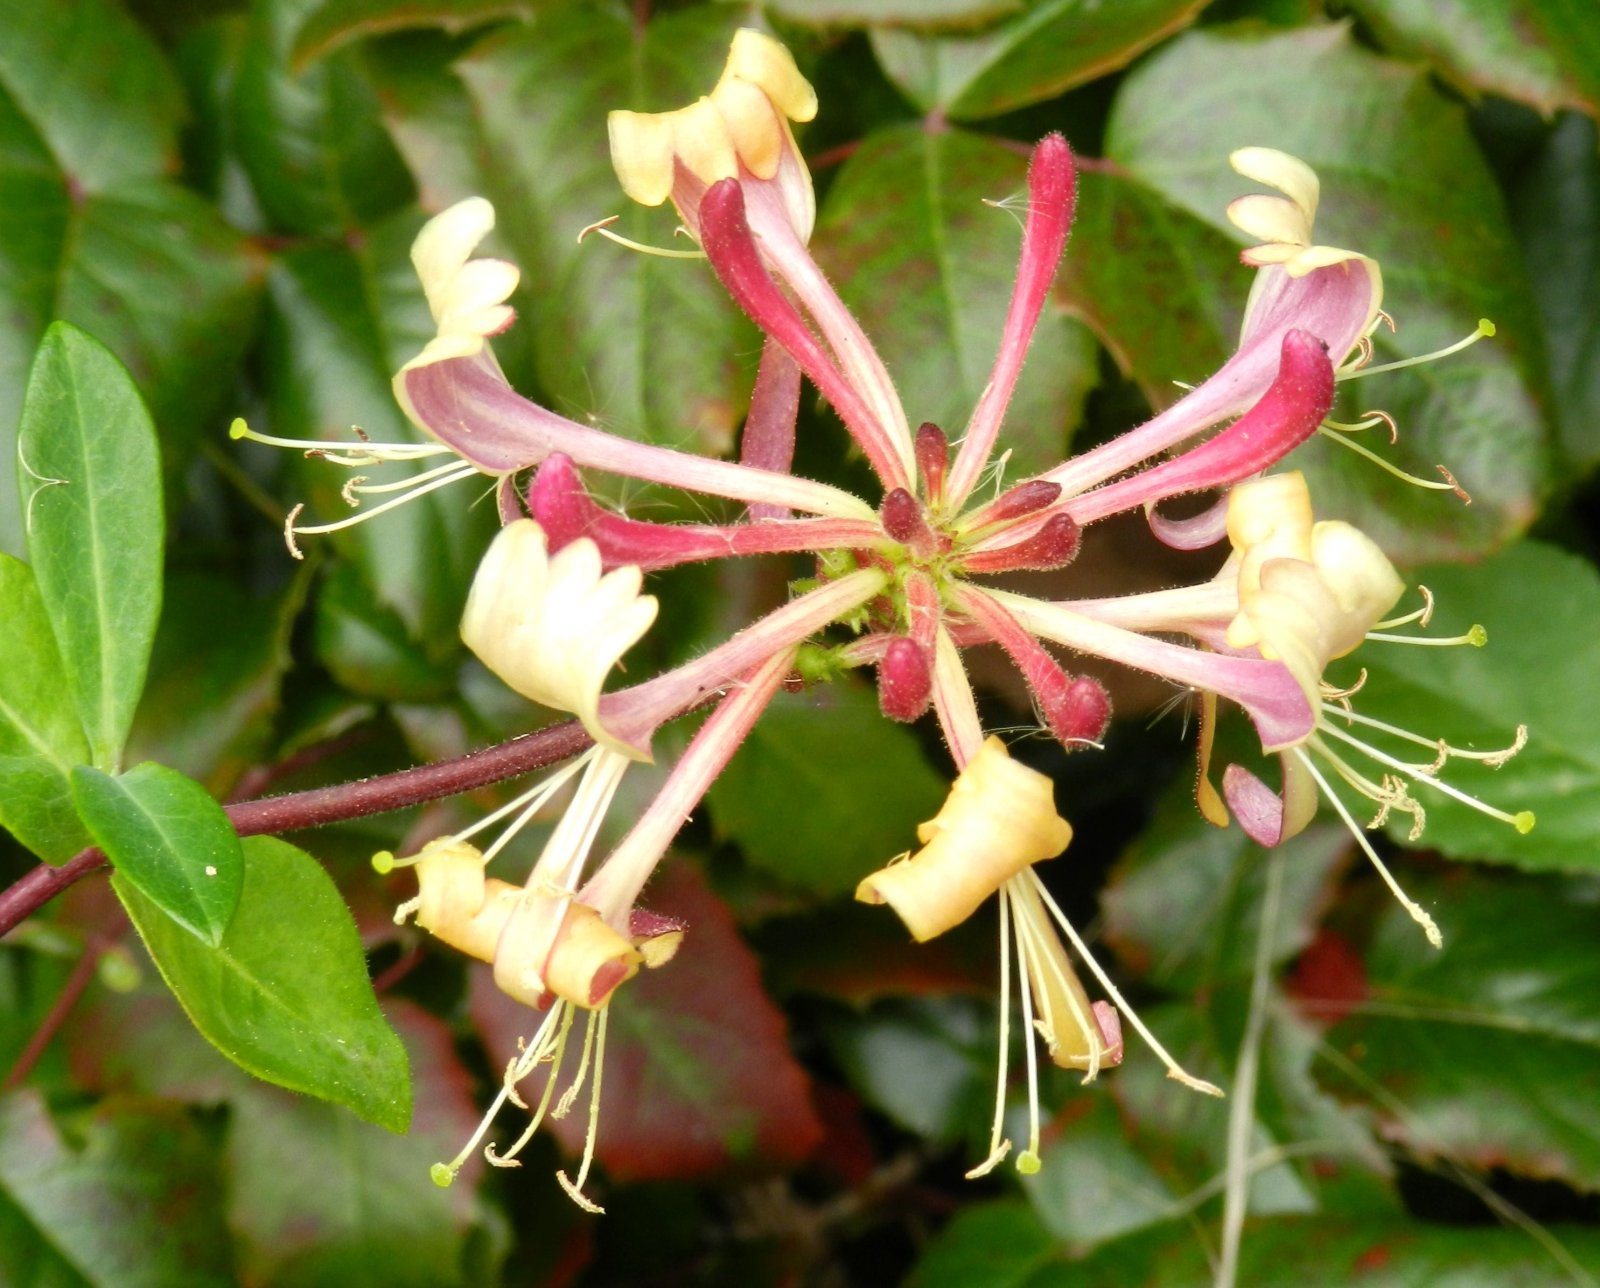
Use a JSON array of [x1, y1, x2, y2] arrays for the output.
[[229, 2, 415, 237], [1345, 0, 1600, 117], [115, 836, 411, 1131], [1103, 790, 1351, 993], [289, 0, 534, 68], [812, 124, 1098, 482], [871, 0, 1208, 119], [707, 682, 948, 896], [473, 863, 823, 1181], [0, 6, 257, 555], [256, 212, 495, 643], [1513, 112, 1600, 471], [1328, 867, 1600, 1191], [127, 572, 301, 797], [773, 0, 1021, 27], [1056, 168, 1240, 411], [905, 1200, 1064, 1288], [1348, 541, 1600, 869], [18, 325, 163, 772], [0, 1092, 233, 1288], [456, 3, 758, 455], [72, 763, 243, 946], [1108, 23, 1553, 561]]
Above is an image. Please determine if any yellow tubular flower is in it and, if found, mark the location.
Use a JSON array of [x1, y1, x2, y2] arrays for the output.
[[402, 839, 642, 1010], [1224, 472, 1405, 708], [608, 27, 818, 242], [854, 736, 1072, 941], [461, 520, 659, 761]]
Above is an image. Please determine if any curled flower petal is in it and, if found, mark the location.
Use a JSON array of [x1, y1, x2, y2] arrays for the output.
[[402, 197, 520, 370], [461, 520, 659, 760], [855, 737, 1072, 941]]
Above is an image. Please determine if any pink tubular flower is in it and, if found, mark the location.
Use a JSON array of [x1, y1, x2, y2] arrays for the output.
[[249, 28, 1527, 1198]]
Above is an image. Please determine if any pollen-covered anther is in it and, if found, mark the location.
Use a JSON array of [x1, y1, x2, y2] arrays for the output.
[[854, 737, 1071, 941]]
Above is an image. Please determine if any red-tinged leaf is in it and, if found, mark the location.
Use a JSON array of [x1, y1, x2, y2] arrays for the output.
[[472, 863, 824, 1182]]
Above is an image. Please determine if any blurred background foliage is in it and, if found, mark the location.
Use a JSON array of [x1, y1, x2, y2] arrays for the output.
[[2, 0, 1599, 1283]]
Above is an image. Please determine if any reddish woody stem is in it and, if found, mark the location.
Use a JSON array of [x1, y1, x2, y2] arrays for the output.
[[0, 718, 597, 940]]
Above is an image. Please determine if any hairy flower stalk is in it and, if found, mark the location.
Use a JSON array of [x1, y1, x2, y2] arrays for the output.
[[248, 28, 1527, 1197]]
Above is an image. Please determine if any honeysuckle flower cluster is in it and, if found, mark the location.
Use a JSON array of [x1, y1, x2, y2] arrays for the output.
[[237, 29, 1530, 1204]]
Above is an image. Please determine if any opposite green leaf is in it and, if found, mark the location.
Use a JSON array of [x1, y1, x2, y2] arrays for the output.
[[115, 835, 412, 1132], [17, 324, 163, 773], [0, 553, 92, 861], [72, 763, 243, 947]]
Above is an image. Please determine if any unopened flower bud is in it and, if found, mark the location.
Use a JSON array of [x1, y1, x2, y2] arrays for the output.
[[877, 636, 933, 722]]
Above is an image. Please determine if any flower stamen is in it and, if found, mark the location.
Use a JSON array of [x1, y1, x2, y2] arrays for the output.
[[1339, 318, 1496, 381]]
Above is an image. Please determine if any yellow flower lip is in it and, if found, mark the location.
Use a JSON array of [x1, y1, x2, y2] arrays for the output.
[[854, 736, 1071, 941]]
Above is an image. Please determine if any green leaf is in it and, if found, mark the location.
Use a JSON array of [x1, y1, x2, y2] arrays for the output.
[[472, 864, 823, 1180], [1346, 540, 1599, 869], [0, 1092, 234, 1288], [456, 3, 758, 455], [812, 124, 1098, 481], [224, 1002, 486, 1288], [0, 11, 258, 555], [127, 571, 301, 797], [115, 835, 412, 1132], [229, 3, 415, 237], [1103, 792, 1351, 994], [871, 0, 1208, 120], [1141, 1214, 1600, 1286], [822, 995, 995, 1145], [17, 324, 163, 772], [1107, 23, 1553, 561], [774, 0, 1022, 27], [72, 763, 243, 947], [314, 562, 459, 702], [1330, 867, 1600, 1191], [906, 1200, 1064, 1288], [1513, 113, 1600, 471], [706, 682, 947, 896], [289, 0, 531, 69], [0, 553, 92, 860], [0, 0, 185, 191], [1056, 168, 1239, 410], [1344, 0, 1600, 117]]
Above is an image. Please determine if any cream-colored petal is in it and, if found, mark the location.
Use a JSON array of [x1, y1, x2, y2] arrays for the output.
[[1230, 146, 1320, 224], [1227, 193, 1313, 248], [607, 110, 678, 207], [856, 737, 1071, 941], [722, 27, 816, 124], [461, 521, 659, 760], [403, 197, 520, 370]]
